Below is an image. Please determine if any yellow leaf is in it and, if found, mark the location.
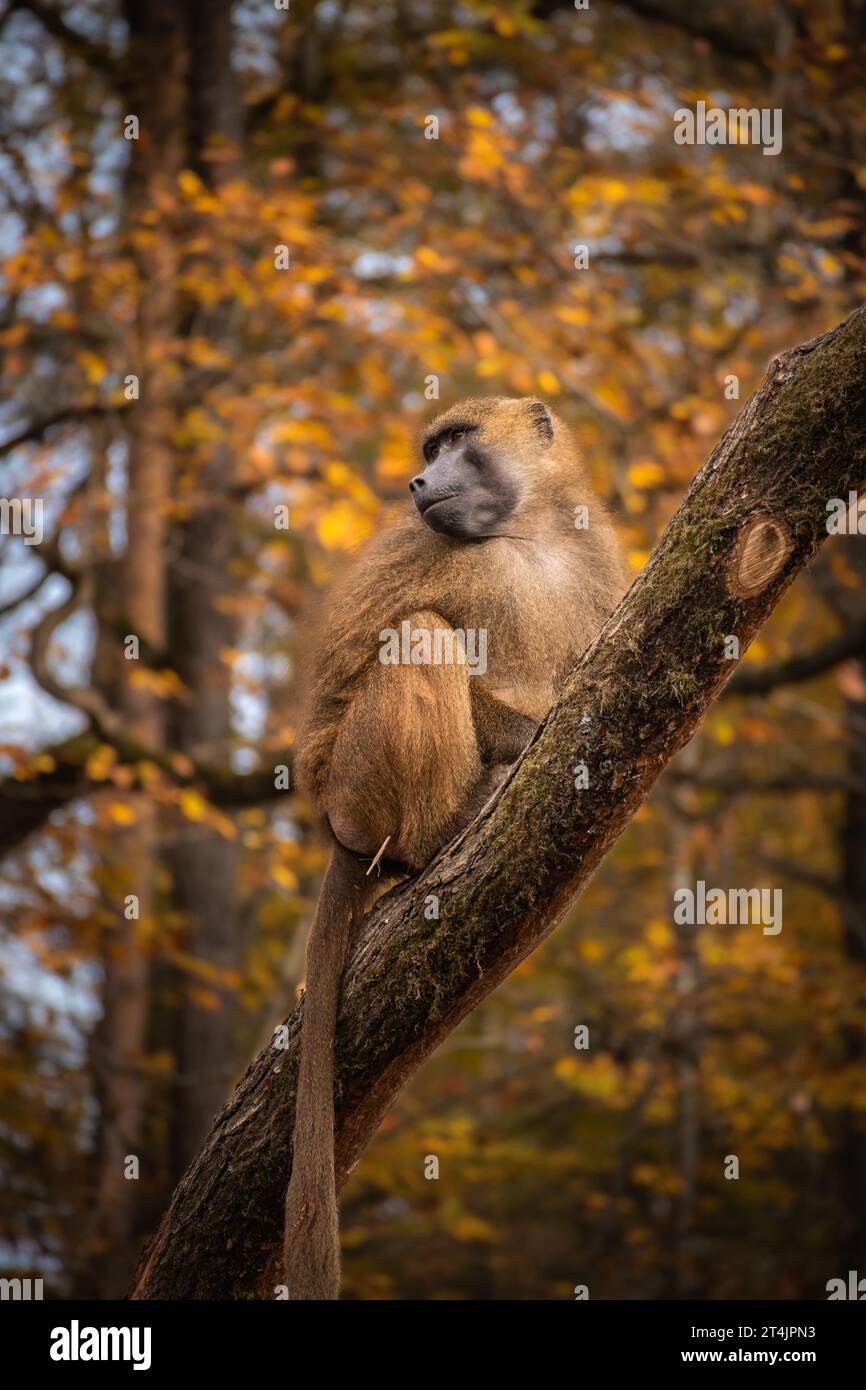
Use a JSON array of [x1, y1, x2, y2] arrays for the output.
[[645, 919, 673, 949], [207, 808, 237, 841], [448, 1212, 496, 1243], [554, 1057, 580, 1082], [86, 744, 118, 781], [272, 864, 299, 891], [555, 305, 592, 327], [628, 460, 665, 488], [180, 789, 208, 822], [466, 105, 494, 128], [595, 379, 630, 416], [108, 801, 136, 826], [129, 667, 188, 699], [271, 419, 333, 449], [316, 500, 372, 551], [77, 350, 108, 386], [415, 245, 456, 273], [178, 168, 205, 199], [600, 178, 630, 202], [536, 370, 561, 395]]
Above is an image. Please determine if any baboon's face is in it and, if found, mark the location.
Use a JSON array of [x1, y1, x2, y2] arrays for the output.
[[409, 424, 521, 539]]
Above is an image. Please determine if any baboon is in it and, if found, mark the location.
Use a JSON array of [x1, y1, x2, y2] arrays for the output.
[[284, 396, 626, 1299]]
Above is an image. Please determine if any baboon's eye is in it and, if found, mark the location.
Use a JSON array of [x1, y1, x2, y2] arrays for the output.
[[426, 440, 440, 461], [451, 429, 465, 443]]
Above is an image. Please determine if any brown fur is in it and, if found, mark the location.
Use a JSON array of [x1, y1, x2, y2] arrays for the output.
[[283, 397, 626, 1298]]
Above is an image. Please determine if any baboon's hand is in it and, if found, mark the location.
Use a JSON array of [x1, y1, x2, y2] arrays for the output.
[[470, 685, 540, 764]]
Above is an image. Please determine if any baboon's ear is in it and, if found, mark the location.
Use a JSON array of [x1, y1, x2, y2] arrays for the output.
[[525, 399, 554, 446]]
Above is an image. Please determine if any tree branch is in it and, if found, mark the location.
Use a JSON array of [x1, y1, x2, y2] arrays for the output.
[[0, 735, 291, 856], [723, 619, 866, 697], [0, 568, 48, 617], [532, 0, 776, 67], [668, 768, 858, 796], [7, 0, 119, 81], [28, 572, 127, 741], [131, 305, 866, 1299], [0, 404, 125, 461]]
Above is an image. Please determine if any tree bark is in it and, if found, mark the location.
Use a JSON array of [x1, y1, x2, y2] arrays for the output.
[[166, 0, 244, 1180], [827, 536, 866, 1271], [90, 0, 187, 1296], [129, 304, 866, 1298]]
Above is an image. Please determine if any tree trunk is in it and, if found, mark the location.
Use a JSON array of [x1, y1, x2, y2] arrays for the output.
[[166, 0, 244, 1182], [832, 538, 866, 1271], [840, 649, 866, 1271], [91, 0, 186, 1296], [669, 742, 702, 1297], [133, 306, 866, 1299]]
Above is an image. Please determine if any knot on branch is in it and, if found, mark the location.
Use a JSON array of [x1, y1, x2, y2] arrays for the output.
[[727, 514, 792, 598]]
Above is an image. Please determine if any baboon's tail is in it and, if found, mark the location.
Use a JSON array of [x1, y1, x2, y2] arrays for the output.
[[283, 841, 368, 1300]]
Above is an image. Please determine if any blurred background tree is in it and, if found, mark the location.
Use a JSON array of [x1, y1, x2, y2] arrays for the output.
[[0, 0, 864, 1299]]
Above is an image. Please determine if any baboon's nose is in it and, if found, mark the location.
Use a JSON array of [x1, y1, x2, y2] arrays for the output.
[[409, 475, 426, 494]]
